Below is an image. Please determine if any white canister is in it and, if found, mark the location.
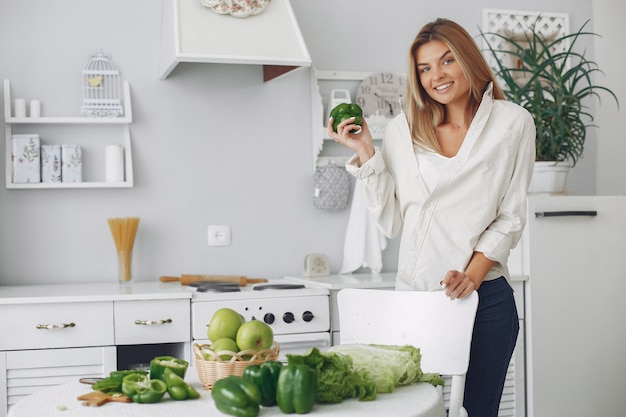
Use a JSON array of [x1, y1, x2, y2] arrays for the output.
[[30, 99, 41, 118], [105, 145, 125, 182], [14, 98, 26, 117]]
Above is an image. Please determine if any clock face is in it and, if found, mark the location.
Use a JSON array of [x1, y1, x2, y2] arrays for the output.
[[356, 73, 406, 118]]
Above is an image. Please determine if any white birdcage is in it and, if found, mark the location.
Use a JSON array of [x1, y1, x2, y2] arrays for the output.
[[81, 49, 123, 117]]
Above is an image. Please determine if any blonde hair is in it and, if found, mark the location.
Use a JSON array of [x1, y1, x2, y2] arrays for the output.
[[404, 18, 504, 152]]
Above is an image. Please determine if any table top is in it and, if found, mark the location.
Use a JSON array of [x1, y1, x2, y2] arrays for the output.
[[8, 369, 446, 417]]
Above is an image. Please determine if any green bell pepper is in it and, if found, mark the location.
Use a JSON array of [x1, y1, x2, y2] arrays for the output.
[[211, 375, 261, 417], [92, 370, 147, 394], [163, 367, 200, 401], [121, 373, 167, 404], [242, 360, 283, 407], [276, 364, 316, 414], [329, 103, 363, 133], [149, 356, 189, 381]]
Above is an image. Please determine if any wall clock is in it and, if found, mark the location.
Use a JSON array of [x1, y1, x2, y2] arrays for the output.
[[356, 73, 406, 118]]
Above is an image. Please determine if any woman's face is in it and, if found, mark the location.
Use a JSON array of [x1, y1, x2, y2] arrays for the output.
[[416, 39, 470, 108]]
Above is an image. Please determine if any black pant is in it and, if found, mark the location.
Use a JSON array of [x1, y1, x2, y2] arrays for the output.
[[464, 277, 519, 417]]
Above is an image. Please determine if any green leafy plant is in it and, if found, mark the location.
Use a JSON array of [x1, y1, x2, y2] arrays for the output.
[[481, 18, 618, 166]]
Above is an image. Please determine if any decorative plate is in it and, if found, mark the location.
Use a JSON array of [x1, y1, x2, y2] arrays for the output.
[[200, 0, 271, 18]]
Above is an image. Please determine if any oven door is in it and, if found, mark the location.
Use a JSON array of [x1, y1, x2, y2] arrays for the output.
[[273, 332, 331, 361], [192, 332, 331, 364]]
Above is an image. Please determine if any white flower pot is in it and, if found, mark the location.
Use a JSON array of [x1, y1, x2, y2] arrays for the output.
[[528, 161, 572, 194]]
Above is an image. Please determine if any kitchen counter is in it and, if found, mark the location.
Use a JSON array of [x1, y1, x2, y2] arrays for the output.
[[286, 272, 527, 290], [0, 281, 191, 304], [8, 369, 446, 417], [285, 272, 397, 290]]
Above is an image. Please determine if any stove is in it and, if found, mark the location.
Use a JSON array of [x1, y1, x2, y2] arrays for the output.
[[284, 273, 397, 345], [189, 280, 331, 362]]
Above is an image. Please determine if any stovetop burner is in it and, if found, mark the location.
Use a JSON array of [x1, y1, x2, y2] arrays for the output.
[[252, 284, 305, 291], [189, 281, 241, 293], [186, 279, 329, 301]]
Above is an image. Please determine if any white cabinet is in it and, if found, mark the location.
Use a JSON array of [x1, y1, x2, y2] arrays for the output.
[[3, 79, 134, 188], [524, 196, 626, 417], [114, 299, 190, 345], [0, 302, 114, 351], [0, 301, 117, 416], [0, 282, 192, 417], [1, 346, 116, 412]]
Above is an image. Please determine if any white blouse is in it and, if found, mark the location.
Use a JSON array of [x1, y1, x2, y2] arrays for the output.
[[346, 85, 536, 290], [415, 148, 454, 194]]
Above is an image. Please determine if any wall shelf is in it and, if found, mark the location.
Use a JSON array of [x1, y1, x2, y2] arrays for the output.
[[3, 79, 134, 189], [310, 68, 392, 172]]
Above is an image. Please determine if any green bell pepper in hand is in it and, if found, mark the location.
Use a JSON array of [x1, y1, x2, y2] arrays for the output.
[[212, 375, 262, 417], [242, 360, 283, 407], [276, 364, 316, 414], [163, 367, 200, 401], [149, 356, 189, 381], [121, 373, 167, 404], [330, 103, 363, 133]]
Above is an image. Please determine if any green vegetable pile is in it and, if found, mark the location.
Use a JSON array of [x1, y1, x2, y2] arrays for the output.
[[121, 373, 168, 403], [286, 347, 376, 403], [91, 370, 147, 394], [284, 344, 444, 406], [212, 361, 316, 416], [90, 356, 200, 404], [210, 344, 444, 417]]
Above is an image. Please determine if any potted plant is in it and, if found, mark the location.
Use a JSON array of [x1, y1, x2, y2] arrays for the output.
[[481, 18, 618, 193]]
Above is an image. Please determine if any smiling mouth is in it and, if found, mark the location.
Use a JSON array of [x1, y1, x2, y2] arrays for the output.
[[435, 82, 453, 91]]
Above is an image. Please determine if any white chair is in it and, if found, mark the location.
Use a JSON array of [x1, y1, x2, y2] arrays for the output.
[[337, 288, 478, 417]]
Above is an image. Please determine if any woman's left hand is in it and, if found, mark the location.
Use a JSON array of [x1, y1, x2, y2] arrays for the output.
[[440, 270, 478, 300]]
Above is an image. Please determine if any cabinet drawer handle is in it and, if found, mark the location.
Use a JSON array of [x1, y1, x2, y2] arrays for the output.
[[36, 322, 76, 330], [535, 210, 598, 218], [134, 318, 172, 326]]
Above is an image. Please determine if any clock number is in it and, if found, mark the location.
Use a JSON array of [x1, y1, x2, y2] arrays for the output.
[[371, 73, 396, 85]]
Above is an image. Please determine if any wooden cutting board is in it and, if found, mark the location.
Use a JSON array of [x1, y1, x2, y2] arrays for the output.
[[77, 391, 132, 407]]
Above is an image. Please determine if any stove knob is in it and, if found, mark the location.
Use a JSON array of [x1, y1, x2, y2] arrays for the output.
[[264, 313, 275, 325], [283, 312, 295, 324], [302, 311, 314, 322]]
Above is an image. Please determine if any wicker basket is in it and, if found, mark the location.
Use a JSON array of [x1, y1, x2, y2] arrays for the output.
[[193, 342, 280, 390]]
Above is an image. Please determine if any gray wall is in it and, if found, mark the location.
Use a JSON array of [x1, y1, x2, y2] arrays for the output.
[[594, 0, 626, 195], [0, 0, 602, 285]]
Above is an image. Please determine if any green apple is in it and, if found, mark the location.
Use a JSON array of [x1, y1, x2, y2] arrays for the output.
[[208, 338, 239, 361], [207, 308, 245, 342], [236, 319, 274, 351]]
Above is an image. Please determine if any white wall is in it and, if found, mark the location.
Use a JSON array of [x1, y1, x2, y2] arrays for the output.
[[593, 0, 626, 195], [0, 0, 594, 285]]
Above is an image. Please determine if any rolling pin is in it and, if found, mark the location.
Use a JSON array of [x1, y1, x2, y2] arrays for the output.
[[159, 275, 268, 286]]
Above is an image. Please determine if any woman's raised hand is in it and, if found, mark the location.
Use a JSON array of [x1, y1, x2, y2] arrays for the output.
[[327, 116, 376, 166]]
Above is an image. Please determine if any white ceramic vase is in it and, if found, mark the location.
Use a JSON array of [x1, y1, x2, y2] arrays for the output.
[[528, 161, 572, 194]]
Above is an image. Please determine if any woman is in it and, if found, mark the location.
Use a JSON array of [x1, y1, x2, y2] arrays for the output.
[[328, 18, 535, 417]]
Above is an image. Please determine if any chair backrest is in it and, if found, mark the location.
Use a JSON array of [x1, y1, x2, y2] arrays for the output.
[[337, 288, 478, 417]]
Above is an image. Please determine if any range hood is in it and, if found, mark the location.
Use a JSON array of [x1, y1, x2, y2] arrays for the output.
[[159, 0, 311, 82]]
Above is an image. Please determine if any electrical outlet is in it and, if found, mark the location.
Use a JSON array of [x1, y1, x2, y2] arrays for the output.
[[208, 225, 231, 246]]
